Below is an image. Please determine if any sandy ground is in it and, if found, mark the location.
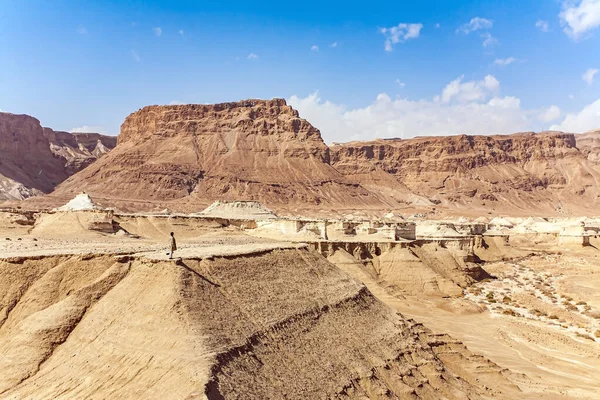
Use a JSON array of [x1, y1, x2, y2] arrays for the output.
[[327, 241, 600, 399], [2, 210, 600, 398]]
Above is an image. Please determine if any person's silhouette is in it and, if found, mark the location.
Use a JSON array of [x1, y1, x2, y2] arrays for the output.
[[169, 232, 177, 259]]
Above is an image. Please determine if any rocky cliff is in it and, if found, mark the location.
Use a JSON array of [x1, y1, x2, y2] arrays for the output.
[[48, 100, 600, 216], [0, 112, 116, 201], [55, 99, 385, 212], [330, 131, 600, 215], [576, 129, 600, 163]]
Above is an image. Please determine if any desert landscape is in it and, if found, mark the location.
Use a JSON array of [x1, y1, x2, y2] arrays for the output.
[[0, 97, 599, 399]]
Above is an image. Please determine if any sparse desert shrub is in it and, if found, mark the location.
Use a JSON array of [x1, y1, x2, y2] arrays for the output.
[[489, 299, 497, 303], [565, 296, 574, 302], [548, 314, 559, 320], [576, 301, 587, 306], [566, 304, 578, 311], [503, 309, 517, 316], [486, 292, 495, 300], [502, 296, 512, 304], [594, 330, 600, 338], [531, 309, 544, 317]]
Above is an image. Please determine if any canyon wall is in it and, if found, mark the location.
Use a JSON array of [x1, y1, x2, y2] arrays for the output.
[[0, 112, 116, 201], [37, 100, 600, 215]]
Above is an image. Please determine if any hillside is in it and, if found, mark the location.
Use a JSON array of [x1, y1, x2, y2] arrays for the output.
[[0, 112, 116, 201], [53, 100, 386, 213], [44, 100, 600, 216]]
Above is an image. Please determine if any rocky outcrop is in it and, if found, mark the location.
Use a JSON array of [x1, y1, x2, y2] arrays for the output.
[[0, 112, 116, 201], [55, 100, 385, 212], [331, 131, 600, 215], [44, 100, 600, 215], [576, 129, 600, 163]]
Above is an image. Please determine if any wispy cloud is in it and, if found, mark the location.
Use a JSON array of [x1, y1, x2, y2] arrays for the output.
[[536, 20, 550, 32], [71, 125, 107, 134], [457, 17, 493, 34], [481, 32, 498, 47], [178, 29, 184, 37], [582, 67, 598, 84], [77, 25, 88, 35], [169, 100, 185, 105], [493, 57, 517, 66], [131, 50, 140, 62], [247, 53, 259, 60], [153, 27, 162, 37], [560, 0, 600, 40], [396, 79, 406, 88], [538, 105, 561, 123], [330, 42, 338, 47], [379, 23, 423, 51], [311, 45, 319, 52]]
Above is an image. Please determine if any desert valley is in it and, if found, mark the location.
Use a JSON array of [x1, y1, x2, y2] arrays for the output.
[[0, 99, 599, 399]]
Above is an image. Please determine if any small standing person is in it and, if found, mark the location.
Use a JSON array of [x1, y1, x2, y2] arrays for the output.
[[169, 232, 177, 259]]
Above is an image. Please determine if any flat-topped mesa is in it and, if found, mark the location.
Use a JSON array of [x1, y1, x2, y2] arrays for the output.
[[118, 98, 320, 146], [53, 99, 383, 211], [331, 131, 579, 174]]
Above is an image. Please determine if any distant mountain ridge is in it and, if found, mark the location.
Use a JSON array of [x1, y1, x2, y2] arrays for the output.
[[0, 112, 116, 201], [47, 99, 600, 216]]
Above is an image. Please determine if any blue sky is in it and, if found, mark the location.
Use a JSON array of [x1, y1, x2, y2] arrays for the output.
[[0, 0, 599, 141]]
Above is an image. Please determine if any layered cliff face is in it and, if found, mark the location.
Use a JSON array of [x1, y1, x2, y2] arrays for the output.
[[330, 131, 600, 215], [47, 100, 600, 215], [576, 129, 600, 163], [0, 112, 116, 201], [55, 100, 384, 212]]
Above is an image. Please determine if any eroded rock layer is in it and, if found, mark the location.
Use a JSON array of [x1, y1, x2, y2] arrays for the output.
[[55, 100, 383, 212], [45, 100, 600, 215], [0, 112, 116, 201], [0, 249, 519, 399], [330, 132, 600, 215]]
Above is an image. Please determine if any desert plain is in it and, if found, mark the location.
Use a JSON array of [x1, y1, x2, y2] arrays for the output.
[[1, 100, 600, 399]]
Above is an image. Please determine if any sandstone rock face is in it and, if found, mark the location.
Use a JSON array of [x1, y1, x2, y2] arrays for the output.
[[0, 112, 116, 201], [330, 131, 600, 215], [50, 100, 600, 216], [576, 129, 600, 163], [56, 100, 384, 212]]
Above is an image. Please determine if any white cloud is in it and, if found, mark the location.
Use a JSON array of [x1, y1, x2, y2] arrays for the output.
[[582, 67, 598, 84], [311, 45, 319, 51], [551, 98, 600, 132], [435, 23, 441, 28], [536, 20, 550, 32], [247, 53, 259, 60], [77, 25, 88, 35], [435, 74, 499, 104], [169, 100, 185, 105], [330, 42, 338, 47], [153, 27, 162, 37], [379, 23, 423, 51], [569, 94, 575, 99], [179, 29, 184, 36], [457, 17, 493, 34], [287, 75, 566, 142], [131, 50, 140, 62], [396, 79, 406, 88], [560, 0, 600, 39], [481, 32, 499, 47], [493, 57, 517, 66], [538, 105, 562, 122], [71, 125, 107, 134]]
